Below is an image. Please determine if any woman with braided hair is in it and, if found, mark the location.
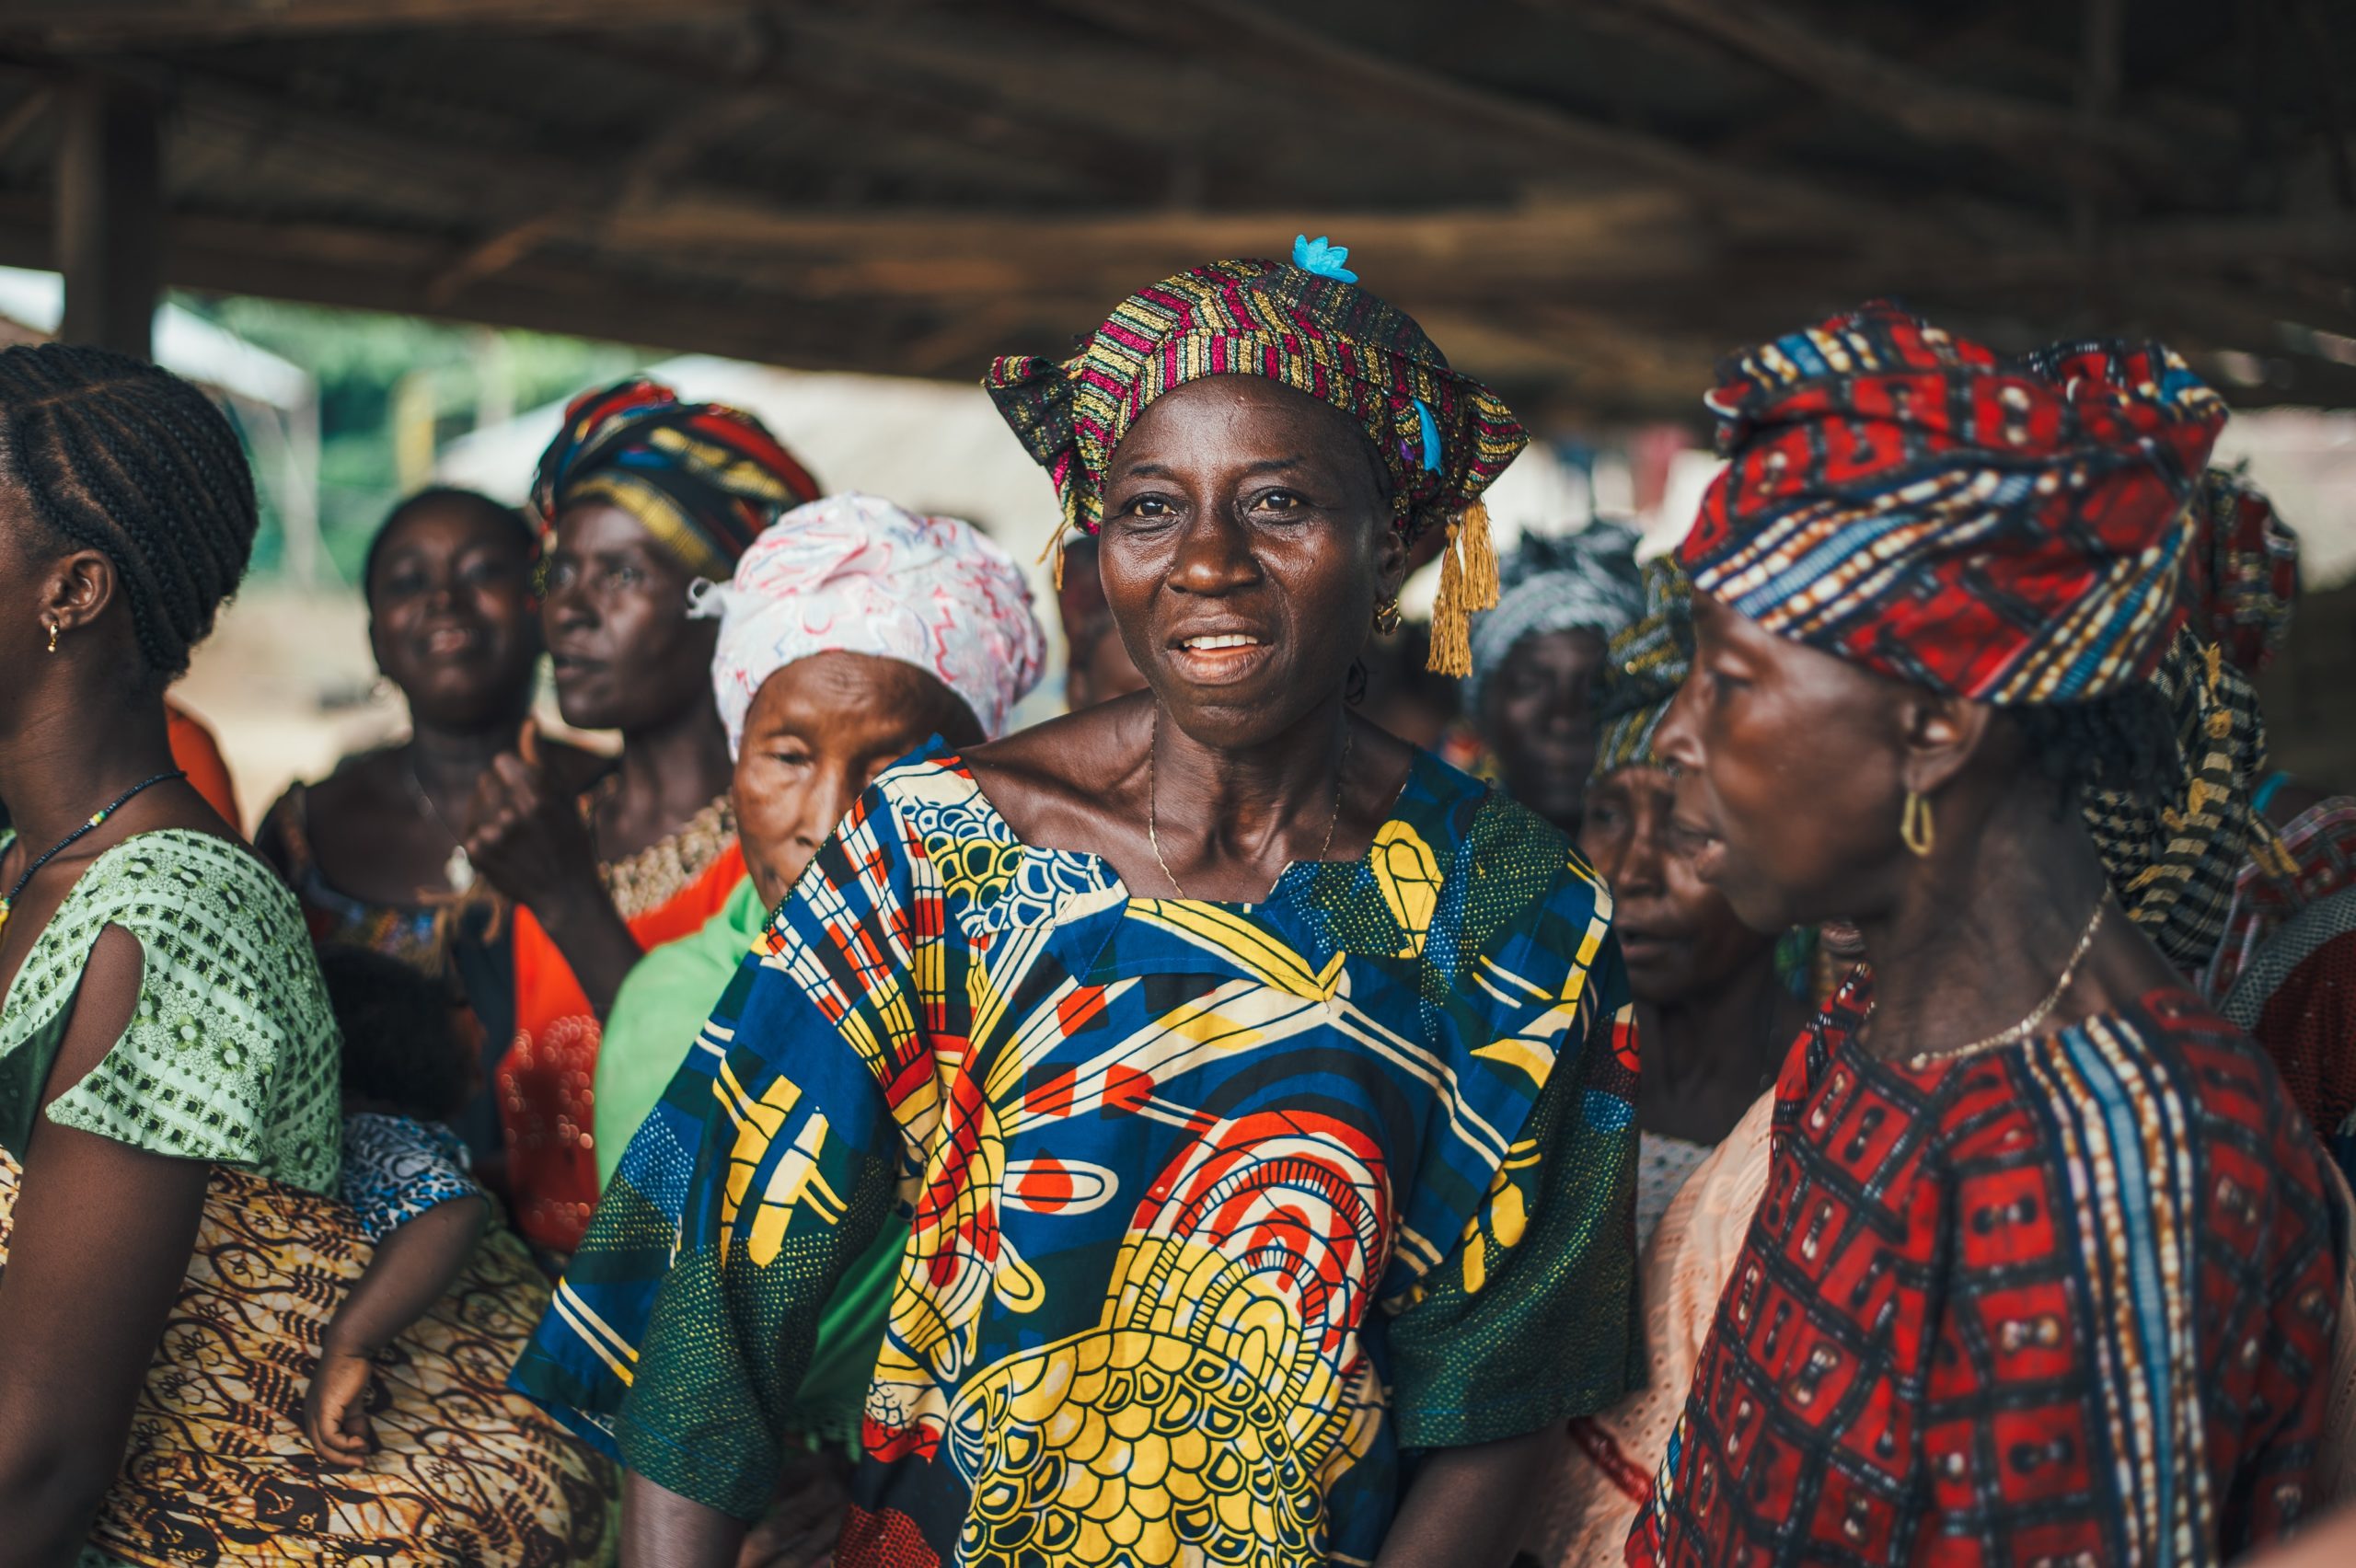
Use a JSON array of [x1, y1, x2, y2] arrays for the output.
[[0, 345, 611, 1566]]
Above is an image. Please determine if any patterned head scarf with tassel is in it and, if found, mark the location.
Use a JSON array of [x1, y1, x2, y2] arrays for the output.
[[984, 236, 1528, 674]]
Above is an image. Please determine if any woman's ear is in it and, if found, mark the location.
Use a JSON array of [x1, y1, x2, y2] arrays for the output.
[[1374, 524, 1409, 603], [43, 547, 118, 635], [1897, 689, 1997, 797]]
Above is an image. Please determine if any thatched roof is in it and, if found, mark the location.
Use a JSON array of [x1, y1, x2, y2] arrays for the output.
[[2, 0, 2351, 425]]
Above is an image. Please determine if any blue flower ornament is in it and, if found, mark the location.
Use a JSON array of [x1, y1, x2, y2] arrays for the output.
[[1293, 234, 1358, 283]]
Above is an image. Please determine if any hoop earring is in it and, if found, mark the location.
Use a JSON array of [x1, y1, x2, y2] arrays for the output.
[[44, 619, 58, 653], [1900, 789, 1935, 858], [1372, 596, 1402, 637]]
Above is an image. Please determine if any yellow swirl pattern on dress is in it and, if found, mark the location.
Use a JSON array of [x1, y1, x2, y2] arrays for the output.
[[938, 1113, 1390, 1567], [945, 1238, 1364, 1567], [1368, 821, 1441, 957]]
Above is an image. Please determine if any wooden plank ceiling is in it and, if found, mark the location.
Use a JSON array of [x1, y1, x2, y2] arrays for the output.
[[0, 0, 2350, 425]]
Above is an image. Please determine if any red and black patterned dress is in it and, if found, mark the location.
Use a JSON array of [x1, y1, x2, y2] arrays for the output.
[[1629, 977, 2341, 1567]]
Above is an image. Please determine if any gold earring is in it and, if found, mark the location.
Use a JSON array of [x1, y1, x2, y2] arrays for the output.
[[45, 620, 58, 653], [1900, 789, 1935, 858], [1373, 596, 1402, 636]]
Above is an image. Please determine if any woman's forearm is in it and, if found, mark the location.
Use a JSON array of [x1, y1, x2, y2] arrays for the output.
[[322, 1197, 488, 1356], [623, 1470, 751, 1568], [1374, 1427, 1553, 1568]]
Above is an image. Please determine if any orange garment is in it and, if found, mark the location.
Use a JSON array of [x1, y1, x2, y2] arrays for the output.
[[166, 702, 241, 832], [499, 840, 745, 1254]]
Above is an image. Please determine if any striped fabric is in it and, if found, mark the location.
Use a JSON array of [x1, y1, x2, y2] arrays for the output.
[[1629, 979, 2339, 1567], [1592, 557, 1695, 779], [533, 377, 822, 580], [2083, 628, 2286, 974], [985, 254, 1525, 549], [1677, 302, 2225, 705]]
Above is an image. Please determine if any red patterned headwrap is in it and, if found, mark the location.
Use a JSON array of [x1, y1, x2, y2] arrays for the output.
[[2181, 466, 2300, 679], [1678, 301, 2227, 704]]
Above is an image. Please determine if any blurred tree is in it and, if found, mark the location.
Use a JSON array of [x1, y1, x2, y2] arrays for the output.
[[170, 293, 648, 583]]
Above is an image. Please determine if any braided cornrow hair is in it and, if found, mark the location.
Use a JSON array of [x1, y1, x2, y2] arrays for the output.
[[0, 342, 258, 681]]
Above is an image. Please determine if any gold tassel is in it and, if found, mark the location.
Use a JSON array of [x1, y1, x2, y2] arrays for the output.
[[1427, 516, 1472, 676], [1458, 499, 1499, 612], [1035, 528, 1067, 592]]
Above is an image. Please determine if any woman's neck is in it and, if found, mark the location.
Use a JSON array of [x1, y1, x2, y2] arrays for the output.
[[403, 714, 525, 799], [609, 699, 733, 839], [1637, 952, 1795, 1141], [1, 694, 177, 853], [1149, 698, 1352, 860], [1854, 790, 2112, 1062]]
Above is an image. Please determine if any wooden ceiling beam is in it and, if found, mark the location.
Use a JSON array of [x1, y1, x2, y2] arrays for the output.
[[1038, 0, 1952, 241], [1595, 0, 2177, 193], [6, 1, 753, 49]]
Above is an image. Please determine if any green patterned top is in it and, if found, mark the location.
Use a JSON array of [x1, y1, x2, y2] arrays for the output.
[[0, 829, 341, 1193]]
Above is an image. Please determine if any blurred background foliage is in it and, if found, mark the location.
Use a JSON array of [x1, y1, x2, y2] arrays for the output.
[[172, 292, 649, 582]]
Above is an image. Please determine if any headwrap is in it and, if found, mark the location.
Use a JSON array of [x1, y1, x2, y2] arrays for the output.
[[2181, 465, 2300, 679], [2083, 627, 2294, 973], [1463, 520, 1646, 719], [1678, 301, 2227, 705], [688, 492, 1047, 754], [1591, 556, 1695, 778], [985, 236, 1528, 675], [532, 377, 823, 581]]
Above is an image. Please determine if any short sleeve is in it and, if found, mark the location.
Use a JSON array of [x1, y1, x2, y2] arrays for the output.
[[34, 835, 341, 1193], [1385, 858, 1645, 1449], [338, 1113, 482, 1243], [516, 783, 920, 1519]]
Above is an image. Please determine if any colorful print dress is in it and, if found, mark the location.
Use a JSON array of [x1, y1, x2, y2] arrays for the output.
[[1628, 977, 2342, 1568], [515, 749, 1645, 1567]]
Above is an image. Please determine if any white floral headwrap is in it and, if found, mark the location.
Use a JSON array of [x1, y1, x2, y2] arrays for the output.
[[690, 491, 1047, 754]]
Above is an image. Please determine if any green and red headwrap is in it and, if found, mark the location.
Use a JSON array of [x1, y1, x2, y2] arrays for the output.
[[532, 377, 822, 581], [1678, 301, 2228, 704], [983, 241, 1529, 674]]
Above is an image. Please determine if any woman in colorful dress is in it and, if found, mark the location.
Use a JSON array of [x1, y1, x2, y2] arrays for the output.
[[465, 378, 821, 1255], [514, 239, 1646, 1568], [256, 486, 586, 1164], [1628, 303, 2341, 1565], [0, 344, 609, 1566], [1463, 522, 1645, 837]]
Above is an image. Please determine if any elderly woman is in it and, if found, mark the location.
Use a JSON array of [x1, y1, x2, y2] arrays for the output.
[[1576, 559, 1807, 1245], [1463, 522, 1644, 836], [1628, 304, 2339, 1564], [515, 239, 1646, 1568], [0, 346, 608, 1565], [467, 378, 821, 1253]]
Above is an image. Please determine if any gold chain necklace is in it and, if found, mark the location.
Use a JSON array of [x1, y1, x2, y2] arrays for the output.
[[1147, 712, 1351, 902], [1900, 898, 2108, 1069]]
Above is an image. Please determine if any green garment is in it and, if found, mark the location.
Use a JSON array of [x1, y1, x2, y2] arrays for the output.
[[593, 871, 900, 1454], [0, 828, 341, 1192]]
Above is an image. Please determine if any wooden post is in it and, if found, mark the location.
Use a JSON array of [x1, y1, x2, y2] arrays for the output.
[[57, 75, 161, 361]]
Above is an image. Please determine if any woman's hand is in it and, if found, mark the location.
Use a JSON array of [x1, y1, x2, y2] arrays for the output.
[[302, 1346, 377, 1470], [465, 723, 642, 1016], [464, 721, 604, 916]]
